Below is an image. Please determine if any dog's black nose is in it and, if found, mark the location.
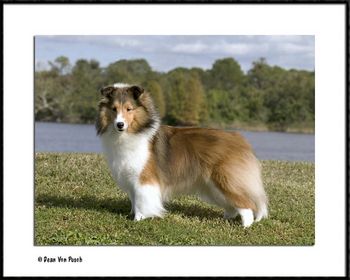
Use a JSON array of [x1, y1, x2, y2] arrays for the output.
[[117, 122, 124, 129]]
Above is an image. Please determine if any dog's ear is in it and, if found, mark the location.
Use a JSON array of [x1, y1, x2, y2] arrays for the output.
[[100, 86, 114, 97], [129, 85, 144, 100]]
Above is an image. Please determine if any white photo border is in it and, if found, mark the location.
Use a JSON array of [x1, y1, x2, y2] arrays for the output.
[[3, 3, 347, 277]]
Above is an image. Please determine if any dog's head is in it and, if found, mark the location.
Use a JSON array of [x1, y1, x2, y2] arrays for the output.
[[96, 83, 159, 135]]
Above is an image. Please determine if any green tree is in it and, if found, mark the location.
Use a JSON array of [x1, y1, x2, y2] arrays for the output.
[[35, 70, 62, 121], [145, 80, 166, 118], [164, 69, 207, 125], [208, 57, 245, 91], [206, 89, 234, 123], [35, 59, 72, 122], [48, 56, 71, 75], [241, 87, 267, 122], [69, 59, 103, 123], [34, 56, 314, 132], [206, 88, 248, 125], [103, 59, 153, 85], [263, 69, 314, 131], [247, 57, 271, 89]]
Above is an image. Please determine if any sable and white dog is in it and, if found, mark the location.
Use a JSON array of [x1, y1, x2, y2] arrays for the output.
[[96, 83, 268, 227]]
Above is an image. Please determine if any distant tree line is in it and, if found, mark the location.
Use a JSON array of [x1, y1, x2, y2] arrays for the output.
[[35, 56, 314, 132]]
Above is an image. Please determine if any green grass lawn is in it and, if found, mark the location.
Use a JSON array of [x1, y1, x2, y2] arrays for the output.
[[35, 153, 314, 246]]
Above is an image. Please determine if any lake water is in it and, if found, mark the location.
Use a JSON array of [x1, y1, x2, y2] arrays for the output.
[[35, 122, 315, 162]]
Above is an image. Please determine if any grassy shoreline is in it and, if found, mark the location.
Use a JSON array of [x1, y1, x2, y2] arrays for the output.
[[35, 153, 315, 246]]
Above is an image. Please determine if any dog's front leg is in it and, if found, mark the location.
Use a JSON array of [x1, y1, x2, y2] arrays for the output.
[[133, 184, 165, 221], [129, 192, 135, 217], [122, 188, 135, 218]]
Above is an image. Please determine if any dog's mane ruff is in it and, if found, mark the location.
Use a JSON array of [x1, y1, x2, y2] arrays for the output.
[[136, 91, 161, 137]]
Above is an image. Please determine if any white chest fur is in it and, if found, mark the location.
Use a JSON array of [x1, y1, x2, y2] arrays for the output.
[[100, 128, 151, 192]]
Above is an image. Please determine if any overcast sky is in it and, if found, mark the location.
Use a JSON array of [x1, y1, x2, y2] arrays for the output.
[[35, 35, 314, 73]]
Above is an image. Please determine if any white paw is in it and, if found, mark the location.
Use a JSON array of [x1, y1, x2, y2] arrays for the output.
[[242, 218, 254, 228], [237, 208, 254, 228], [134, 213, 145, 221]]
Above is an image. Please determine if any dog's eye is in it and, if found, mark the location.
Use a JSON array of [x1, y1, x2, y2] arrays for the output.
[[112, 107, 117, 112], [127, 108, 132, 112]]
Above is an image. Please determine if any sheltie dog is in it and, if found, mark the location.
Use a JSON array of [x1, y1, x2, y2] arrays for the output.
[[96, 83, 268, 227]]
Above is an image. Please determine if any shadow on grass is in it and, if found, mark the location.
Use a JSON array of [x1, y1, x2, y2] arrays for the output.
[[36, 194, 224, 220], [166, 201, 223, 220], [36, 194, 131, 216]]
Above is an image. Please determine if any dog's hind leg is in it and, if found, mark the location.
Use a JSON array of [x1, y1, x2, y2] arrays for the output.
[[211, 167, 259, 227]]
